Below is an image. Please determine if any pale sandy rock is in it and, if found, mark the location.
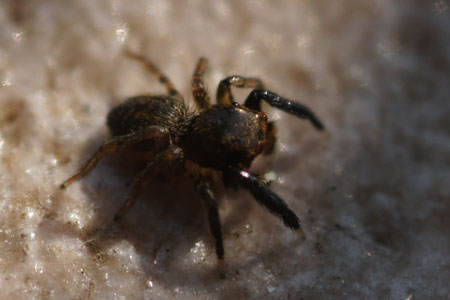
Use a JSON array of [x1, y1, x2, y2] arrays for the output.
[[0, 1, 449, 299]]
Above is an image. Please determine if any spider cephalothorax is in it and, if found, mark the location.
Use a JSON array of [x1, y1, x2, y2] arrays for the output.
[[61, 51, 324, 277]]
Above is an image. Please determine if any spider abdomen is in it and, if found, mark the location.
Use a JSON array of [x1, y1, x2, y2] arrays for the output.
[[182, 104, 267, 169], [107, 95, 188, 150]]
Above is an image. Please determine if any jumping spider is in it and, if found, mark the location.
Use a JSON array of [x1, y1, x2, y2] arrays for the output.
[[61, 51, 324, 276]]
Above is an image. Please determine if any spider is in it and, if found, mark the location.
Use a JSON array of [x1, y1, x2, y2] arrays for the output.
[[60, 51, 324, 276]]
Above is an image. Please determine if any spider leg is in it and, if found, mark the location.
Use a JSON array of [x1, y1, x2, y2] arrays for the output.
[[244, 89, 324, 130], [115, 145, 183, 220], [226, 167, 305, 240], [216, 76, 264, 106], [124, 50, 184, 102], [196, 178, 225, 278], [60, 126, 169, 189], [192, 57, 211, 110]]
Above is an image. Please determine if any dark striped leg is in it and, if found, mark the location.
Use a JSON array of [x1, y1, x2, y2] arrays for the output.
[[60, 126, 169, 189], [196, 179, 225, 278], [226, 167, 305, 240], [124, 50, 184, 102], [244, 89, 324, 130], [115, 146, 183, 220], [216, 76, 264, 106], [192, 57, 211, 109]]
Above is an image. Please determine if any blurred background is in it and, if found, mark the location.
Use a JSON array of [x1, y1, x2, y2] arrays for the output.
[[0, 0, 449, 299]]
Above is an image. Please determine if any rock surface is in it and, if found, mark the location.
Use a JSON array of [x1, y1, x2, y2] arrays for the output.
[[0, 0, 449, 299]]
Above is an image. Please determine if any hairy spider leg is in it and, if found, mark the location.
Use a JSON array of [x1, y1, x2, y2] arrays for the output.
[[115, 145, 183, 221], [216, 75, 264, 106], [192, 57, 211, 110], [196, 179, 225, 278], [244, 89, 325, 130], [60, 126, 169, 189], [124, 50, 184, 102], [227, 167, 305, 240]]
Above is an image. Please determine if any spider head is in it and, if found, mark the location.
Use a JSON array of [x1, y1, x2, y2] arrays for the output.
[[182, 103, 268, 170]]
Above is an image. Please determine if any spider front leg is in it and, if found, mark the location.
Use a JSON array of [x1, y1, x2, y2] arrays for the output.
[[245, 90, 325, 130], [196, 178, 225, 278], [226, 167, 305, 240], [60, 126, 169, 189], [216, 76, 264, 106], [192, 57, 211, 110], [115, 145, 183, 221]]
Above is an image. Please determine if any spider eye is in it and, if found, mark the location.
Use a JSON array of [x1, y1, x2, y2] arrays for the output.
[[232, 102, 240, 107]]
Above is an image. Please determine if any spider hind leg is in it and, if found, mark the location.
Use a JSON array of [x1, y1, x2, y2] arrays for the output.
[[124, 50, 184, 102], [192, 57, 212, 109], [114, 145, 183, 221], [60, 126, 170, 189]]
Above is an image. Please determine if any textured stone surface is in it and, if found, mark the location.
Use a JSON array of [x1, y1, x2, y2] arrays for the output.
[[0, 0, 449, 299]]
